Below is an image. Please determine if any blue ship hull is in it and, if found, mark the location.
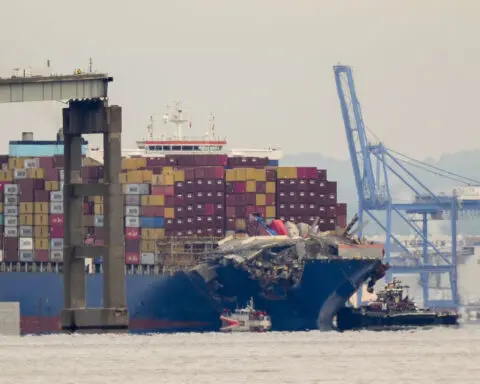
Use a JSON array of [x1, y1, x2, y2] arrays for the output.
[[0, 258, 385, 334]]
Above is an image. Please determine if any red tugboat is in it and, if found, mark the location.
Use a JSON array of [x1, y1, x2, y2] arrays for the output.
[[220, 298, 272, 332], [336, 278, 459, 331]]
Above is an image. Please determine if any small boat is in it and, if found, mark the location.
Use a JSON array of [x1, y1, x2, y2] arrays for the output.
[[336, 277, 459, 331], [220, 298, 272, 332]]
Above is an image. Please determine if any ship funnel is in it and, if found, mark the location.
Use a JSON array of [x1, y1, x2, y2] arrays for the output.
[[21, 132, 34, 141]]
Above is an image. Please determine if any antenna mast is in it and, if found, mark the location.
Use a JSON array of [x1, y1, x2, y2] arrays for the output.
[[163, 101, 189, 140], [210, 113, 216, 138]]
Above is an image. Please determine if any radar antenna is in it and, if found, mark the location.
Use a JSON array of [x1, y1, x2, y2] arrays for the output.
[[163, 101, 189, 140]]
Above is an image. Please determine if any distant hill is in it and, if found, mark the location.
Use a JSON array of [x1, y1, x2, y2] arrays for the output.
[[282, 150, 480, 236]]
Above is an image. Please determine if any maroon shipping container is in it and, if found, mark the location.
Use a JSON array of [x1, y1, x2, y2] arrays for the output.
[[17, 179, 45, 193], [317, 169, 327, 181], [38, 156, 54, 169], [45, 168, 60, 181], [226, 206, 236, 217], [326, 181, 337, 194], [53, 155, 64, 168], [151, 185, 174, 196], [34, 190, 50, 202], [266, 169, 276, 181], [50, 214, 64, 226], [337, 214, 347, 228], [125, 227, 140, 240], [51, 225, 64, 238], [94, 228, 105, 239], [125, 239, 140, 253], [95, 239, 104, 246], [35, 250, 50, 263], [174, 181, 185, 191], [4, 237, 18, 253], [266, 194, 275, 206], [146, 157, 167, 167], [125, 252, 140, 265], [245, 205, 256, 216], [296, 167, 318, 179], [226, 217, 236, 230], [140, 206, 164, 217], [175, 206, 187, 218], [19, 190, 34, 202], [174, 193, 185, 205], [165, 218, 175, 230], [165, 196, 175, 206], [255, 206, 266, 217], [256, 182, 266, 193]]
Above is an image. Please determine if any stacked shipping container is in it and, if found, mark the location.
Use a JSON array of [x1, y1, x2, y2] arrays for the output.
[[0, 153, 346, 266]]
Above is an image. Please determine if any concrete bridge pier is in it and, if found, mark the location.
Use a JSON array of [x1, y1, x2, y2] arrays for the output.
[[60, 100, 128, 333]]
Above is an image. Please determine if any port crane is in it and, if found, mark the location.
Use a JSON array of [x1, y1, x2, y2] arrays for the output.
[[333, 65, 480, 309]]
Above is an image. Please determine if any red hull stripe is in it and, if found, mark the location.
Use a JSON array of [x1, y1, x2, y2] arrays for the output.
[[20, 316, 213, 334], [145, 141, 227, 145]]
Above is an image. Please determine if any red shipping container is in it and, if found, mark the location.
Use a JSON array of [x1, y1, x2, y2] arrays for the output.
[[125, 252, 140, 265], [165, 196, 174, 206], [245, 193, 255, 205], [141, 206, 164, 217], [95, 239, 104, 246], [35, 250, 50, 262], [125, 227, 140, 240], [245, 205, 256, 216], [50, 214, 64, 226], [226, 206, 236, 217], [337, 214, 347, 228], [337, 203, 347, 215], [38, 156, 54, 169], [255, 206, 266, 217], [84, 236, 94, 245], [51, 226, 64, 238], [297, 167, 318, 179], [234, 181, 246, 194]]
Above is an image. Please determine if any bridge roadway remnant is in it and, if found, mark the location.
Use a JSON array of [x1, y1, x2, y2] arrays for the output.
[[0, 72, 128, 332]]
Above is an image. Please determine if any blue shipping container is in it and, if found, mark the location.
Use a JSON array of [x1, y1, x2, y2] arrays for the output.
[[268, 159, 279, 166], [0, 214, 3, 226], [139, 217, 165, 228]]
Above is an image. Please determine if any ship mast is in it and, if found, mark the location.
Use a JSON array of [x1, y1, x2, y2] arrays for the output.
[[163, 101, 189, 140]]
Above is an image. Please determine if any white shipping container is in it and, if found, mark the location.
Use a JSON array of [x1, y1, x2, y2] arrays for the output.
[[140, 252, 155, 265], [4, 227, 18, 237], [125, 195, 140, 205], [50, 249, 63, 262], [19, 250, 34, 262], [59, 169, 64, 179], [24, 159, 39, 169], [4, 205, 18, 216], [50, 238, 64, 250], [50, 191, 63, 202], [19, 226, 33, 237], [4, 184, 19, 195], [60, 182, 64, 191], [94, 215, 104, 227], [125, 206, 140, 216], [19, 237, 34, 251], [13, 169, 27, 180], [4, 195, 18, 205], [4, 216, 18, 227], [125, 216, 140, 228], [125, 183, 150, 195], [455, 186, 480, 200], [0, 250, 3, 262], [50, 202, 64, 214]]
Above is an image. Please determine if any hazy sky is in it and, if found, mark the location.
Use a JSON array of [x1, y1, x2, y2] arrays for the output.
[[0, 0, 477, 160]]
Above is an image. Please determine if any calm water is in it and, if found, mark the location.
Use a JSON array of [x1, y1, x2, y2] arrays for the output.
[[1, 326, 479, 384]]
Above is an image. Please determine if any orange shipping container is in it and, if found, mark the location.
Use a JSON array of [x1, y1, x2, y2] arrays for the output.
[[164, 208, 175, 219], [266, 182, 276, 194], [266, 206, 276, 218], [226, 169, 236, 182], [245, 168, 256, 181], [174, 170, 185, 182], [34, 226, 49, 238]]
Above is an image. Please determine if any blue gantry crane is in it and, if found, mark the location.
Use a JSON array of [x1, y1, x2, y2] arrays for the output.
[[333, 64, 480, 309]]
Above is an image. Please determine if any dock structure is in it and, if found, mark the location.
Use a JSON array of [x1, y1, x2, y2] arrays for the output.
[[0, 71, 128, 332]]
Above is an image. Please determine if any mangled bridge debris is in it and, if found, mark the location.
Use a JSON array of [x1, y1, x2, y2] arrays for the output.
[[190, 215, 390, 331]]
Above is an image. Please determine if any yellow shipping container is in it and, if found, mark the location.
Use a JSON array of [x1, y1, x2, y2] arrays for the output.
[[34, 202, 49, 214], [141, 195, 165, 206], [121, 157, 147, 170], [34, 214, 49, 226], [254, 169, 267, 182], [94, 204, 104, 215], [26, 168, 45, 179], [164, 207, 175, 219], [142, 170, 153, 183], [141, 240, 156, 252], [46, 181, 60, 191], [235, 218, 246, 230], [0, 203, 3, 213], [20, 215, 33, 226], [151, 175, 162, 185], [246, 181, 256, 193], [34, 238, 49, 251], [277, 167, 298, 179], [8, 158, 24, 169], [266, 206, 276, 218], [255, 194, 266, 206], [126, 170, 143, 183], [34, 226, 49, 238], [174, 169, 185, 182], [163, 166, 174, 174], [266, 182, 276, 194], [20, 202, 34, 214], [235, 168, 247, 181], [245, 168, 256, 181], [225, 169, 236, 182], [141, 228, 165, 240], [119, 173, 128, 184], [161, 173, 174, 186], [0, 170, 13, 182], [94, 196, 103, 204]]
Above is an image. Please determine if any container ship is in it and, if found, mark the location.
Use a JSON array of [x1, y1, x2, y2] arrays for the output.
[[0, 101, 387, 334]]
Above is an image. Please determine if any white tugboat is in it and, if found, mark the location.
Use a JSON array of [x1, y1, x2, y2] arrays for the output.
[[220, 298, 272, 332]]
